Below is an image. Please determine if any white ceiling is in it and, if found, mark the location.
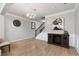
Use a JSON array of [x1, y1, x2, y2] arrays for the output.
[[4, 3, 75, 18]]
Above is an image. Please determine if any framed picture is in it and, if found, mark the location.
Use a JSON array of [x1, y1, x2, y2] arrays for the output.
[[52, 17, 65, 30], [31, 22, 36, 29]]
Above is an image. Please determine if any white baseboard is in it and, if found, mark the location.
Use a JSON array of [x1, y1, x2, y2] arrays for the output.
[[9, 37, 35, 43], [75, 34, 79, 54]]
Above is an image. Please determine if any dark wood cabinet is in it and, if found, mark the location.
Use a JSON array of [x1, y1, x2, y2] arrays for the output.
[[48, 34, 53, 44], [48, 31, 69, 48]]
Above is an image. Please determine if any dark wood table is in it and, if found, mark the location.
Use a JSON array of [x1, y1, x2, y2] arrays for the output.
[[48, 31, 69, 48]]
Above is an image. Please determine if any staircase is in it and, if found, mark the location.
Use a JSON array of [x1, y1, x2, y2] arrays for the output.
[[35, 22, 45, 36]]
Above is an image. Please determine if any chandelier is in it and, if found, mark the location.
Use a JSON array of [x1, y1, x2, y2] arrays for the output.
[[26, 9, 37, 19], [26, 13, 36, 19]]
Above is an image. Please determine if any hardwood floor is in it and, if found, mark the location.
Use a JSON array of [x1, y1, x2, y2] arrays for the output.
[[2, 38, 79, 56]]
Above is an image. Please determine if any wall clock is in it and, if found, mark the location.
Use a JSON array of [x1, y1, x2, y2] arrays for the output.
[[13, 19, 21, 27]]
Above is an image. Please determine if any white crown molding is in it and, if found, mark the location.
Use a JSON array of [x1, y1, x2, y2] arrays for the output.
[[5, 12, 27, 20], [46, 8, 76, 18]]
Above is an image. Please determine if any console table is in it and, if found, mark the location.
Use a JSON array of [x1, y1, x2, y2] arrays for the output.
[[48, 31, 69, 48]]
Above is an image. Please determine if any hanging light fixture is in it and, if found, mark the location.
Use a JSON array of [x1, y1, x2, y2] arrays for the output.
[[26, 5, 44, 21], [26, 8, 37, 19]]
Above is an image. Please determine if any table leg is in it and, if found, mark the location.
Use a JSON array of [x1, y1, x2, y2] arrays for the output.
[[8, 44, 10, 52]]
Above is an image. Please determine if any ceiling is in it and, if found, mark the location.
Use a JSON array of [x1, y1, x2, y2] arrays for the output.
[[2, 3, 75, 18]]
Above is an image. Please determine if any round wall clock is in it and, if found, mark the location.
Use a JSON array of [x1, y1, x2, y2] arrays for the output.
[[13, 19, 21, 27]]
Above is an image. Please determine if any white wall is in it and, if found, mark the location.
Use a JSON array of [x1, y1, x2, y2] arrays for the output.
[[75, 5, 79, 53], [45, 10, 75, 34], [0, 4, 5, 40], [0, 15, 4, 39], [5, 13, 35, 42], [76, 5, 79, 36], [45, 10, 76, 47]]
